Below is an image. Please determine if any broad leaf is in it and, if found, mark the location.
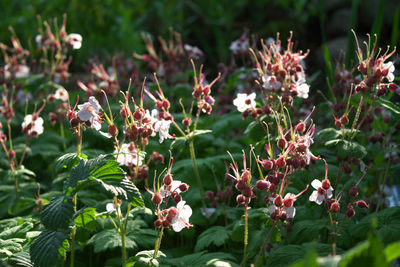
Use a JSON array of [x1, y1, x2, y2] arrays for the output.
[[195, 226, 231, 252], [29, 230, 69, 267], [41, 195, 74, 230], [0, 221, 34, 239]]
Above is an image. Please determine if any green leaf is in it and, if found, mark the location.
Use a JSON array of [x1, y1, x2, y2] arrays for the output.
[[376, 98, 400, 117], [87, 229, 121, 253], [0, 221, 34, 239], [74, 207, 97, 230], [288, 219, 329, 244], [160, 251, 237, 267], [289, 250, 319, 267], [41, 195, 74, 230], [29, 230, 69, 267], [317, 128, 340, 144], [55, 153, 86, 172], [337, 140, 367, 159], [0, 238, 24, 260], [131, 250, 166, 267], [9, 251, 33, 267], [384, 241, 400, 262], [340, 233, 388, 267], [195, 226, 231, 252]]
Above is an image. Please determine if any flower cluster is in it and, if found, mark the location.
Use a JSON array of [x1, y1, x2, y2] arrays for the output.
[[353, 35, 398, 96], [251, 32, 310, 108], [147, 159, 192, 232], [77, 63, 120, 97]]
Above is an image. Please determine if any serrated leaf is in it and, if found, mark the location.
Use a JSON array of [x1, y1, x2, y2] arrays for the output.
[[87, 229, 122, 253], [9, 251, 33, 267], [29, 230, 69, 267], [0, 221, 34, 239], [0, 239, 24, 259], [55, 153, 86, 172], [288, 219, 329, 244], [74, 207, 97, 230], [317, 128, 341, 144], [41, 195, 74, 230], [195, 226, 231, 252]]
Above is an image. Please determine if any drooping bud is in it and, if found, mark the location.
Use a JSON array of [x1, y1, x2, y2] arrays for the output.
[[276, 156, 286, 168], [349, 186, 358, 197], [340, 115, 349, 126], [167, 207, 179, 221], [277, 138, 287, 150], [70, 117, 79, 128], [178, 183, 189, 192], [330, 201, 340, 213], [108, 124, 118, 137], [151, 192, 162, 205], [261, 159, 274, 170], [256, 180, 269, 191], [321, 179, 331, 190], [133, 108, 145, 120], [346, 206, 355, 218], [163, 173, 173, 185], [236, 194, 245, 206], [273, 195, 283, 207], [283, 197, 293, 208], [356, 200, 369, 209], [295, 122, 306, 132]]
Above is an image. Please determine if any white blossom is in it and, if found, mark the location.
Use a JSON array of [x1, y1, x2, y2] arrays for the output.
[[54, 88, 69, 102], [383, 61, 395, 82], [160, 180, 183, 198], [154, 119, 172, 143], [309, 179, 333, 205], [262, 75, 282, 90], [230, 39, 248, 54], [114, 143, 144, 166], [233, 93, 256, 112], [106, 203, 122, 217], [296, 83, 309, 99], [66, 33, 82, 50], [22, 114, 44, 136], [77, 96, 102, 130], [171, 201, 192, 232], [184, 44, 203, 59]]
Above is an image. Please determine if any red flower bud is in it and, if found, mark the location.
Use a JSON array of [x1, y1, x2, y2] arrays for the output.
[[356, 200, 369, 209], [295, 122, 306, 132], [330, 201, 340, 213], [277, 138, 287, 150], [152, 192, 162, 205], [256, 180, 269, 191], [276, 157, 286, 168], [108, 124, 118, 137], [178, 183, 189, 192], [349, 186, 358, 197], [261, 160, 274, 170], [322, 179, 331, 190], [273, 195, 283, 207], [163, 173, 173, 185], [346, 207, 355, 218]]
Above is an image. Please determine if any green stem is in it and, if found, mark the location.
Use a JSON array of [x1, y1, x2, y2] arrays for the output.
[[153, 227, 164, 259], [188, 140, 205, 206], [121, 230, 126, 267], [70, 193, 77, 267], [60, 121, 67, 151], [241, 205, 248, 267], [76, 124, 82, 156], [255, 220, 278, 266]]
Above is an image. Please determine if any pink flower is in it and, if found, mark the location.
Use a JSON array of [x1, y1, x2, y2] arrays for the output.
[[171, 201, 192, 232]]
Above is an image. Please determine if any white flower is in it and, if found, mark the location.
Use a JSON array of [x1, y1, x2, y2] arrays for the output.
[[77, 96, 102, 130], [106, 203, 122, 217], [200, 207, 216, 218], [230, 39, 248, 54], [35, 35, 42, 48], [154, 119, 172, 143], [54, 88, 69, 102], [383, 61, 395, 82], [296, 83, 309, 99], [22, 114, 44, 136], [309, 179, 333, 205], [233, 93, 256, 112], [262, 75, 281, 90], [171, 201, 192, 232], [15, 65, 30, 79], [16, 90, 32, 105], [114, 143, 144, 166], [269, 203, 296, 219], [160, 180, 183, 198], [66, 33, 82, 50], [184, 44, 203, 59]]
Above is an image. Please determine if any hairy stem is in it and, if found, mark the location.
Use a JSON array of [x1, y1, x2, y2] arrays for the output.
[[153, 227, 164, 259], [241, 205, 248, 267]]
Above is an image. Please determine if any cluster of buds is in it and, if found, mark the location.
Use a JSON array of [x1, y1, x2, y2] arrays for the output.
[[35, 15, 82, 83], [77, 63, 120, 97], [68, 96, 103, 131], [332, 66, 362, 96], [191, 63, 221, 116], [134, 29, 197, 84], [353, 34, 398, 96], [251, 32, 310, 108], [147, 158, 192, 232], [269, 191, 308, 222], [0, 28, 30, 84], [0, 91, 15, 120], [227, 152, 255, 207]]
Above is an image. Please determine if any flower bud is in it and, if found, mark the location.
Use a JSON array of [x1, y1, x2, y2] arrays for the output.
[[236, 194, 245, 206], [108, 124, 118, 137], [356, 200, 369, 209], [163, 173, 172, 185], [269, 183, 277, 192], [340, 115, 349, 125], [154, 219, 162, 228], [243, 186, 252, 197], [120, 107, 129, 118], [334, 118, 342, 129], [173, 194, 182, 203], [167, 207, 178, 220], [205, 190, 214, 199], [321, 179, 331, 190], [277, 138, 287, 149], [241, 170, 250, 182], [276, 157, 286, 168], [70, 117, 79, 128], [152, 192, 162, 205], [295, 122, 306, 132], [178, 183, 189, 192], [284, 197, 293, 208], [273, 195, 283, 207], [346, 207, 355, 218], [182, 118, 192, 127], [162, 99, 170, 110], [8, 150, 16, 160], [162, 219, 171, 227], [236, 180, 246, 191], [330, 201, 340, 213], [261, 160, 274, 170], [256, 180, 269, 191], [133, 108, 145, 120], [349, 186, 358, 197]]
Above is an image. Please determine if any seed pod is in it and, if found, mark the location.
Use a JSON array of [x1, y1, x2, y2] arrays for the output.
[[108, 124, 118, 137], [349, 186, 358, 197], [273, 195, 283, 207], [346, 207, 355, 218], [321, 179, 331, 190], [256, 180, 269, 191], [330, 201, 340, 213]]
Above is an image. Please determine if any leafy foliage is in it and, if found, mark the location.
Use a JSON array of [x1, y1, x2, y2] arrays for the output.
[[41, 195, 74, 230], [195, 226, 231, 251]]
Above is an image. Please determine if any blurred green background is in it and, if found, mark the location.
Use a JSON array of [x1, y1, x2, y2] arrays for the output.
[[0, 0, 398, 72]]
